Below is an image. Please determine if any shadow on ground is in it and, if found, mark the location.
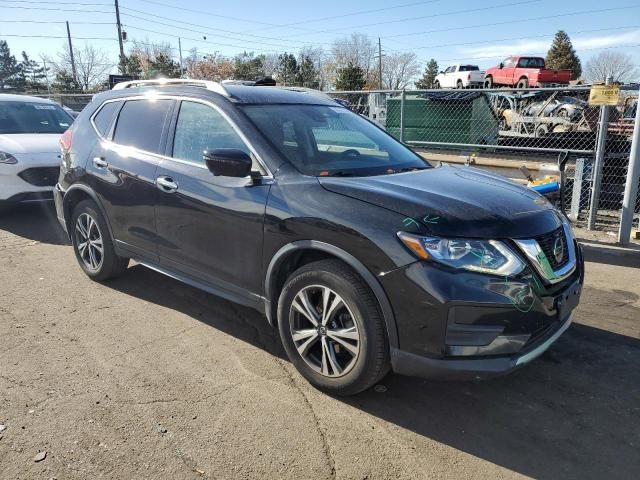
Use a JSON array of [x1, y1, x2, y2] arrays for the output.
[[0, 203, 68, 245], [108, 266, 640, 480]]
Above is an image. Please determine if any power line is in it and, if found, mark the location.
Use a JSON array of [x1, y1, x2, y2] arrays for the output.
[[421, 43, 640, 64], [118, 6, 333, 47], [0, 0, 111, 5], [406, 25, 640, 51], [0, 5, 113, 12], [118, 9, 314, 50], [0, 19, 115, 24], [285, 0, 539, 38], [384, 5, 640, 39], [247, 0, 443, 31], [1, 33, 117, 40]]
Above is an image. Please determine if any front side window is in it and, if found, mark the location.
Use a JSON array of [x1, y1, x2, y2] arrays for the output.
[[112, 99, 174, 154], [172, 101, 249, 165], [503, 58, 516, 68], [241, 104, 429, 177], [0, 101, 72, 134]]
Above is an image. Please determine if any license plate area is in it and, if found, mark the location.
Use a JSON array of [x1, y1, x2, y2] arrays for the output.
[[555, 280, 581, 321]]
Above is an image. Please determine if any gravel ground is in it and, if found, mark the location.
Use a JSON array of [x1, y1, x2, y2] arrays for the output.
[[1, 203, 639, 480]]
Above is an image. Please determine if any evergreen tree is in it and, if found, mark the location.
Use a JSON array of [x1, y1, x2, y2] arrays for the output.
[[233, 52, 265, 80], [119, 54, 142, 78], [17, 52, 48, 91], [277, 52, 298, 86], [335, 62, 365, 91], [52, 70, 81, 93], [296, 55, 319, 89], [415, 59, 438, 89], [546, 30, 582, 80], [148, 53, 181, 78], [0, 40, 20, 89]]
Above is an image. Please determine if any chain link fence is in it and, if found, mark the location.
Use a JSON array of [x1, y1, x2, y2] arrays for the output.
[[329, 86, 639, 235], [31, 94, 95, 113]]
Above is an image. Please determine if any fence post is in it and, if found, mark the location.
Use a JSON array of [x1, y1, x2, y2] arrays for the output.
[[399, 89, 406, 143], [587, 76, 613, 230], [618, 86, 640, 243]]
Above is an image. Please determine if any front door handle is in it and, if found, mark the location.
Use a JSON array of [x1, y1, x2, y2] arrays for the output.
[[93, 157, 108, 168], [156, 175, 178, 193]]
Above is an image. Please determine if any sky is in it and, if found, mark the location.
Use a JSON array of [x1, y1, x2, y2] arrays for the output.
[[1, 0, 639, 77]]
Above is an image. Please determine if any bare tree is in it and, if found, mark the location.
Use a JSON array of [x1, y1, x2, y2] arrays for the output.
[[186, 51, 234, 81], [128, 39, 177, 79], [262, 53, 280, 78], [584, 51, 639, 83], [298, 45, 326, 89], [382, 52, 420, 90], [55, 42, 113, 91], [331, 33, 376, 83]]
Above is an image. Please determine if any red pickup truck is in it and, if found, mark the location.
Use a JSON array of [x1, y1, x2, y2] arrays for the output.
[[484, 56, 572, 88]]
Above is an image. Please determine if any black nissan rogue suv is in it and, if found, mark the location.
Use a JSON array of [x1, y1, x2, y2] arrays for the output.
[[55, 79, 584, 395]]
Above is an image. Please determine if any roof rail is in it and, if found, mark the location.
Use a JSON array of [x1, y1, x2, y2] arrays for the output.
[[112, 78, 231, 97]]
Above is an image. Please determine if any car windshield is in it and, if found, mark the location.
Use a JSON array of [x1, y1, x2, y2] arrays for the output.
[[0, 101, 73, 134], [241, 104, 430, 177]]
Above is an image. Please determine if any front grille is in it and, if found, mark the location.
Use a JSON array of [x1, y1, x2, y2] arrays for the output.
[[534, 226, 569, 270], [18, 167, 60, 187]]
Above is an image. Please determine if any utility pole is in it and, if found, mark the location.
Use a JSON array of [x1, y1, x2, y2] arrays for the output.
[[618, 85, 640, 243], [178, 37, 184, 78], [42, 57, 51, 93], [65, 21, 77, 84], [378, 37, 383, 90], [114, 0, 125, 65]]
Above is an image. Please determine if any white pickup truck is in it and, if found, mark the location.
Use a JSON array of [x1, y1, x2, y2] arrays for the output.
[[434, 64, 485, 89]]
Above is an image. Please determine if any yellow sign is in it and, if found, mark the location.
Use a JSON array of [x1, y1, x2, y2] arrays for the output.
[[589, 84, 620, 106]]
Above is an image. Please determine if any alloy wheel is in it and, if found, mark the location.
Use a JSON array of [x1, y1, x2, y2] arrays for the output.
[[75, 213, 104, 271], [289, 285, 360, 378]]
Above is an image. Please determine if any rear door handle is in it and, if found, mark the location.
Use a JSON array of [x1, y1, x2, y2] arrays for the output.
[[156, 175, 178, 193], [93, 157, 108, 168]]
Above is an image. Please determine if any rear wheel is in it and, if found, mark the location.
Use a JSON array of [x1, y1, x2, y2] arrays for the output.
[[433, 81, 440, 89], [71, 199, 128, 281], [277, 259, 389, 396], [517, 77, 529, 89], [456, 80, 463, 89]]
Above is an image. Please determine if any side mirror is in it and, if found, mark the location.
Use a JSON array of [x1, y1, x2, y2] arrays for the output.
[[499, 63, 504, 69], [204, 148, 252, 178]]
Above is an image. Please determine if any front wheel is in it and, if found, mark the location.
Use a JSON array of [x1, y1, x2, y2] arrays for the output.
[[433, 81, 440, 89], [456, 80, 463, 89], [483, 76, 493, 89], [277, 260, 389, 396], [71, 199, 128, 281]]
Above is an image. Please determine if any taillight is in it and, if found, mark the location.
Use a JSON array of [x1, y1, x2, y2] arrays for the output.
[[468, 73, 471, 80], [60, 129, 72, 152]]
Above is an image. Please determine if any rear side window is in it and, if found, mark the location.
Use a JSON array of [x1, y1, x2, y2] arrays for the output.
[[113, 99, 173, 154], [172, 101, 249, 164], [92, 101, 121, 138]]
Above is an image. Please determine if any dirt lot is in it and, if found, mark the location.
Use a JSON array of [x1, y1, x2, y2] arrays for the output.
[[1, 204, 639, 480]]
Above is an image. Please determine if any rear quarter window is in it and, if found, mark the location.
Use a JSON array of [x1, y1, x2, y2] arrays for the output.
[[112, 99, 174, 154], [92, 101, 121, 138]]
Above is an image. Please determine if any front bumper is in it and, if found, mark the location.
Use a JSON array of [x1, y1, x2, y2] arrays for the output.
[[391, 312, 573, 380], [380, 239, 584, 380]]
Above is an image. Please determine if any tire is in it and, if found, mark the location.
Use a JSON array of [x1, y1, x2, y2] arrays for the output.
[[535, 124, 549, 138], [483, 76, 493, 89], [433, 81, 440, 89], [70, 199, 128, 281], [517, 77, 529, 89], [557, 108, 570, 119], [277, 259, 389, 396], [456, 80, 463, 89]]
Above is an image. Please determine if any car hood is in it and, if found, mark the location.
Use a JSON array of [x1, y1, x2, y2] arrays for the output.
[[318, 166, 562, 238], [0, 133, 62, 154]]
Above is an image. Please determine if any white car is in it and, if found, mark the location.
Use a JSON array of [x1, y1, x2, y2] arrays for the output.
[[0, 95, 73, 212], [434, 64, 485, 89]]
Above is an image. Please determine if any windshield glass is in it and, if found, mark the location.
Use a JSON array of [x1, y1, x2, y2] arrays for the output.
[[0, 101, 73, 134], [241, 104, 430, 177]]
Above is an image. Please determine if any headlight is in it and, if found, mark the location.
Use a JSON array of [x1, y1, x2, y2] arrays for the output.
[[397, 232, 525, 276], [0, 152, 18, 164]]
